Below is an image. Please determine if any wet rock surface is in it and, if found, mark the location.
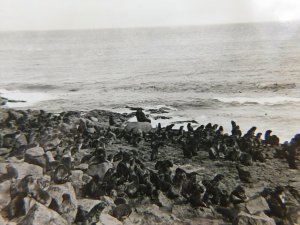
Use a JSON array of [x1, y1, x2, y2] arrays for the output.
[[0, 107, 299, 224]]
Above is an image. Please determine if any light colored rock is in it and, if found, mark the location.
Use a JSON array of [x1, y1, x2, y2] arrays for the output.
[[234, 211, 276, 225], [0, 162, 43, 179], [158, 192, 173, 211], [289, 208, 300, 225], [134, 204, 178, 224], [99, 213, 122, 225], [70, 170, 85, 196], [14, 134, 28, 148], [42, 138, 61, 151], [17, 202, 68, 225], [172, 204, 215, 219], [0, 213, 17, 225], [90, 116, 99, 122], [74, 163, 89, 171], [124, 122, 152, 134], [87, 162, 113, 180], [246, 196, 270, 215], [0, 180, 11, 210], [100, 196, 115, 207], [77, 198, 102, 212], [24, 146, 46, 168], [0, 148, 11, 156]]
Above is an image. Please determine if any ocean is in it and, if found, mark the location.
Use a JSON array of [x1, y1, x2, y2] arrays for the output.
[[0, 22, 300, 142]]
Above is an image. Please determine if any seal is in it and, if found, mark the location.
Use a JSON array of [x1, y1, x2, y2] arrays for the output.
[[136, 109, 151, 123], [265, 130, 280, 146], [112, 204, 132, 220]]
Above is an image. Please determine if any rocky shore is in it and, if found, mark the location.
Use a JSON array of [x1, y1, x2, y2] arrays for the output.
[[0, 101, 299, 224]]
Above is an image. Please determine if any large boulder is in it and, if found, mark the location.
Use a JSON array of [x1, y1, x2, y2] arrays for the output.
[[124, 122, 152, 134], [17, 202, 68, 225], [233, 211, 276, 225], [0, 162, 43, 179], [87, 162, 113, 180], [24, 146, 46, 168]]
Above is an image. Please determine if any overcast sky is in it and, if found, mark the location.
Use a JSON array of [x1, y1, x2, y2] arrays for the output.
[[0, 0, 300, 31]]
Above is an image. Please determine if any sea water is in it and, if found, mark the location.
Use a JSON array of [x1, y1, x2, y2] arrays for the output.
[[0, 22, 300, 141]]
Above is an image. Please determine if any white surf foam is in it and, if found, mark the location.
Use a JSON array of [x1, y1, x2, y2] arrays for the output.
[[0, 89, 56, 108]]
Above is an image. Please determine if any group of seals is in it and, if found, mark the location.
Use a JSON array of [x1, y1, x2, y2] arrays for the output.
[[0, 107, 299, 224]]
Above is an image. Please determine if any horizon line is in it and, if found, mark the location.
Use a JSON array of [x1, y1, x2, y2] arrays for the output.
[[1, 20, 299, 33]]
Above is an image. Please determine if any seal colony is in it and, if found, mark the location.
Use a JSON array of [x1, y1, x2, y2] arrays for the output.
[[0, 106, 299, 225]]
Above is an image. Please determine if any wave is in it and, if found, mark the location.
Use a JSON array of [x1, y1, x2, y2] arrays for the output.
[[169, 96, 300, 110], [113, 81, 297, 94], [215, 96, 300, 105]]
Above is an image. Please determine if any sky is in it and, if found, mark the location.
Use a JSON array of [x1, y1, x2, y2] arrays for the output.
[[0, 0, 300, 31]]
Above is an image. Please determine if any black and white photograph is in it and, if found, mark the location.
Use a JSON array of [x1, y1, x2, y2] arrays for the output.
[[0, 0, 299, 224]]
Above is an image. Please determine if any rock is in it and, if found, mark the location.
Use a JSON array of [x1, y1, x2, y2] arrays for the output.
[[87, 162, 113, 180], [158, 192, 173, 211], [0, 148, 11, 156], [17, 202, 68, 225], [99, 213, 123, 225], [74, 163, 89, 171], [47, 182, 77, 223], [0, 162, 43, 179], [77, 198, 102, 212], [14, 134, 28, 148], [87, 127, 96, 134], [70, 170, 85, 196], [0, 180, 11, 210], [245, 196, 270, 215], [124, 122, 152, 134], [90, 116, 99, 122], [133, 204, 178, 224], [233, 211, 276, 225], [0, 213, 17, 225], [42, 137, 61, 151], [100, 196, 116, 207], [289, 208, 300, 225], [24, 146, 46, 168], [172, 204, 215, 219]]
